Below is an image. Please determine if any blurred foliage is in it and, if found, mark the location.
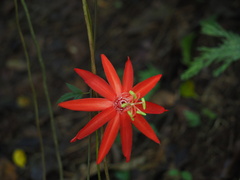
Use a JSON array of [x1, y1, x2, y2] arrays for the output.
[[115, 170, 130, 180], [184, 110, 201, 127], [17, 95, 31, 108], [180, 80, 198, 98], [57, 83, 85, 103], [12, 149, 27, 168], [167, 169, 193, 180], [184, 108, 217, 128], [149, 122, 160, 136], [138, 64, 162, 101], [180, 33, 196, 66], [181, 171, 193, 180], [201, 108, 217, 120], [181, 18, 240, 80]]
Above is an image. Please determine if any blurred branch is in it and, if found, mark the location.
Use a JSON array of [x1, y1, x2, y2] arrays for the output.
[[14, 0, 46, 179], [20, 0, 63, 179]]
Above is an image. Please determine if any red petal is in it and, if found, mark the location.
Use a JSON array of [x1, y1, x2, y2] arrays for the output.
[[136, 101, 168, 114], [132, 115, 160, 144], [70, 107, 116, 142], [132, 74, 162, 98], [58, 98, 112, 111], [74, 68, 116, 100], [122, 57, 134, 92], [120, 112, 132, 162], [97, 113, 120, 164], [101, 54, 122, 95]]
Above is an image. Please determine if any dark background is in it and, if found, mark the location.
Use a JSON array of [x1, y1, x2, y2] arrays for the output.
[[1, 0, 240, 179]]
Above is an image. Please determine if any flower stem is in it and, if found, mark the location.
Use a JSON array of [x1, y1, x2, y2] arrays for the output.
[[82, 0, 96, 75], [82, 0, 98, 179], [20, 1, 63, 179], [14, 1, 46, 179], [87, 133, 91, 180], [82, 0, 111, 179], [95, 130, 102, 180]]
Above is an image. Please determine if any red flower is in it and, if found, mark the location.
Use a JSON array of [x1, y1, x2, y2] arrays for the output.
[[59, 54, 167, 164]]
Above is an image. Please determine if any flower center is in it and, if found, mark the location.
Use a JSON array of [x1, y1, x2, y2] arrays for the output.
[[113, 90, 146, 121]]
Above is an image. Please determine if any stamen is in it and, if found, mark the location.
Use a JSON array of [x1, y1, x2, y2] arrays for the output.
[[136, 110, 146, 116], [129, 90, 137, 100], [127, 111, 135, 121], [141, 98, 146, 110]]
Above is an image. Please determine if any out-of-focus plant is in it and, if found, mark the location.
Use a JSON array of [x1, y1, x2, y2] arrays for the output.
[[179, 80, 198, 99], [138, 64, 162, 101], [180, 33, 196, 66], [115, 170, 130, 180], [167, 169, 193, 180], [57, 83, 88, 103], [184, 110, 201, 127], [183, 108, 217, 127], [12, 149, 27, 168], [181, 19, 240, 80]]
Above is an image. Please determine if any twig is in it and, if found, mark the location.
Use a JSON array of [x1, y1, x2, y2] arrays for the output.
[[20, 0, 63, 179], [14, 1, 47, 179]]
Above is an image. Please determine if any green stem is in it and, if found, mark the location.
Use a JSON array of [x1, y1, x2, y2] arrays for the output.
[[103, 156, 110, 180], [20, 1, 63, 179], [82, 0, 96, 74], [95, 130, 101, 180], [87, 133, 91, 180], [82, 0, 105, 179], [14, 1, 46, 179], [101, 127, 110, 180]]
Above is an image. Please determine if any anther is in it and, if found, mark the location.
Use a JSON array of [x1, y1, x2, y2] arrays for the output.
[[129, 90, 137, 100], [141, 98, 146, 110], [136, 110, 146, 116]]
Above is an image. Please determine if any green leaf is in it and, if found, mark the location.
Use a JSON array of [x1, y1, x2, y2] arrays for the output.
[[149, 123, 160, 136], [66, 83, 82, 93], [181, 171, 193, 180], [181, 19, 240, 80], [74, 94, 83, 100], [115, 134, 121, 143], [201, 108, 217, 120], [57, 92, 80, 104], [57, 83, 84, 103], [138, 65, 162, 101], [180, 33, 196, 66], [180, 80, 198, 98], [184, 110, 201, 127], [200, 17, 227, 37], [168, 169, 180, 177], [115, 170, 130, 180]]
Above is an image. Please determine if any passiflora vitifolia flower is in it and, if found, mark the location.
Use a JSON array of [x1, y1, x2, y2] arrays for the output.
[[59, 54, 167, 164]]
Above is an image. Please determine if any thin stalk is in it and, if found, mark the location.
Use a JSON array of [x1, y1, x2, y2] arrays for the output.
[[95, 130, 101, 180], [87, 133, 91, 180], [20, 1, 63, 179], [14, 1, 46, 179], [103, 157, 110, 180], [82, 0, 96, 74], [93, 0, 97, 49], [82, 0, 106, 179], [101, 129, 110, 180]]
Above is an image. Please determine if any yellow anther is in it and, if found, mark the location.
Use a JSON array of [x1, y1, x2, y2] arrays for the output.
[[129, 90, 137, 100], [136, 110, 146, 116], [141, 98, 146, 110]]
